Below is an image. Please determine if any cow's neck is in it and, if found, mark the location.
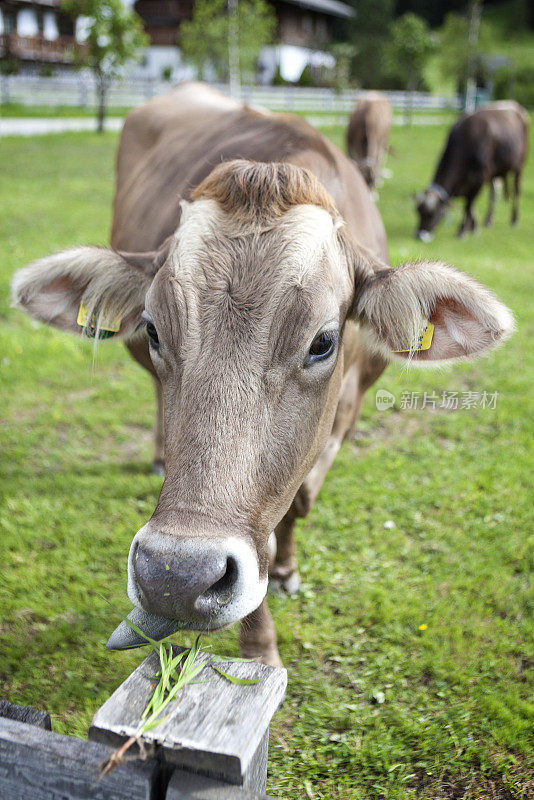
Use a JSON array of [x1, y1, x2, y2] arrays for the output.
[[432, 138, 466, 198]]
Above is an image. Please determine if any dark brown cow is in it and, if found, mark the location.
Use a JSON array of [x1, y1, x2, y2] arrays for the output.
[[346, 92, 393, 189], [416, 101, 529, 240], [12, 84, 514, 666]]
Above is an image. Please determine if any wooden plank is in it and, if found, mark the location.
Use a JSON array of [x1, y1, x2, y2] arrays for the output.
[[166, 768, 282, 800], [0, 716, 160, 800], [89, 646, 287, 792], [0, 699, 51, 730]]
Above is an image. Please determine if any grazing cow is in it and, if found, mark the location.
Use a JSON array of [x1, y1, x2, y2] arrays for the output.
[[12, 84, 514, 666], [346, 92, 393, 189], [415, 101, 529, 241]]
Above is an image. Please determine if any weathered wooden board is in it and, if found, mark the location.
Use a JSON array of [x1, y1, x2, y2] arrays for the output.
[[0, 699, 51, 730], [0, 716, 160, 800], [89, 646, 287, 792], [166, 767, 282, 800]]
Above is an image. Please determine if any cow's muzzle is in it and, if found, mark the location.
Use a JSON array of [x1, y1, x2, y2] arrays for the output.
[[106, 525, 267, 650], [415, 229, 434, 243]]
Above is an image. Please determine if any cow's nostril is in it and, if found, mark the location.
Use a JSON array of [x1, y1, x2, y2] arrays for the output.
[[133, 540, 242, 620], [127, 533, 266, 631], [199, 556, 238, 606]]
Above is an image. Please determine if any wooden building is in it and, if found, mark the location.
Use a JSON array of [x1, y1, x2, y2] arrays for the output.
[[0, 0, 78, 68], [133, 0, 354, 82]]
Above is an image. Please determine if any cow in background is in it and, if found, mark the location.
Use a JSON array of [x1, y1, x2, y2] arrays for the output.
[[415, 101, 529, 241], [347, 92, 393, 189]]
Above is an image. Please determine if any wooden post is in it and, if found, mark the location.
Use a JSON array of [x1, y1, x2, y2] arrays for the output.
[[0, 699, 51, 730], [89, 645, 287, 796], [0, 716, 160, 800], [166, 768, 282, 799]]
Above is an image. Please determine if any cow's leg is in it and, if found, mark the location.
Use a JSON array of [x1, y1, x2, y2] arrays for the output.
[[484, 180, 496, 228], [458, 189, 478, 237], [125, 339, 165, 474], [511, 171, 521, 226], [502, 173, 510, 201], [239, 598, 282, 667], [270, 351, 387, 593], [458, 205, 470, 238], [269, 505, 300, 594]]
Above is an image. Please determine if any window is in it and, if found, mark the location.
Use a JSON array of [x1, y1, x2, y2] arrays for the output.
[[4, 11, 16, 33]]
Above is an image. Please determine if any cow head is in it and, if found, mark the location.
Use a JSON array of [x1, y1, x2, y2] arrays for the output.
[[12, 160, 513, 641], [415, 184, 449, 241]]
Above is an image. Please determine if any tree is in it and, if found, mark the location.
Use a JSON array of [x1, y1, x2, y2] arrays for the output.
[[179, 0, 276, 86], [386, 12, 436, 121], [329, 43, 356, 92], [63, 0, 148, 133], [393, 0, 466, 28], [437, 10, 492, 101], [465, 0, 482, 112], [349, 0, 394, 88]]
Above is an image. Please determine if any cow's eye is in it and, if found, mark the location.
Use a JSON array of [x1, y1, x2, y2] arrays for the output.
[[146, 321, 159, 348], [307, 330, 338, 366]]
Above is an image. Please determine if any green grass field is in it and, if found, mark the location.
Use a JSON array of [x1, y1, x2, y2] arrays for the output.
[[0, 103, 132, 118], [0, 121, 532, 800]]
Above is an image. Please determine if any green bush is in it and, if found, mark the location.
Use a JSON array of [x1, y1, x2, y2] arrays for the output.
[[297, 63, 313, 87], [374, 69, 431, 92], [161, 65, 173, 81], [493, 65, 534, 108], [272, 63, 286, 86], [39, 64, 55, 78], [0, 57, 19, 76]]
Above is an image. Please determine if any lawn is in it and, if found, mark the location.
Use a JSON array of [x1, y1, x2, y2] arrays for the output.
[[0, 103, 132, 118], [0, 120, 532, 800]]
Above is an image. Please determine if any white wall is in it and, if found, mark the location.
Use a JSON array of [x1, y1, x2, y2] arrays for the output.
[[258, 45, 335, 85], [130, 46, 196, 81]]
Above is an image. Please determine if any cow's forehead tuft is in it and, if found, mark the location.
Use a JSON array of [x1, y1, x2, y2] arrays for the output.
[[191, 159, 338, 220], [172, 198, 339, 284]]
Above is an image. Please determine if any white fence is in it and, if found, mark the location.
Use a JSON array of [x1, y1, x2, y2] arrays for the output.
[[0, 75, 462, 113]]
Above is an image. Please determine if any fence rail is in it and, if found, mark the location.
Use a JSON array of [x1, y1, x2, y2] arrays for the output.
[[0, 646, 287, 800], [0, 75, 462, 113]]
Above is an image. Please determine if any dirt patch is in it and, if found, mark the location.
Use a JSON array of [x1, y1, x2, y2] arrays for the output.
[[411, 768, 533, 800], [118, 424, 152, 461], [350, 411, 429, 455]]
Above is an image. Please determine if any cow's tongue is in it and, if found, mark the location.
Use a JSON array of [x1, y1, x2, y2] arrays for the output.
[[106, 606, 182, 650]]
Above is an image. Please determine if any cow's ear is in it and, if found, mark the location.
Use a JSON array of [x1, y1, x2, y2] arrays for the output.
[[11, 240, 171, 339], [354, 260, 514, 363]]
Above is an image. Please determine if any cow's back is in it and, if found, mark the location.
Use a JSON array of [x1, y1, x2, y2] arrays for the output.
[[484, 102, 530, 170], [452, 102, 528, 171], [111, 84, 387, 262], [347, 92, 392, 162]]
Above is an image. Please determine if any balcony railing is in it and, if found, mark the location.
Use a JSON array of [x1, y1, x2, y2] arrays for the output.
[[0, 32, 78, 63]]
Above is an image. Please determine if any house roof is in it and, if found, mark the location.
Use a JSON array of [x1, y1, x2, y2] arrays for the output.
[[281, 0, 354, 19], [1, 0, 59, 6]]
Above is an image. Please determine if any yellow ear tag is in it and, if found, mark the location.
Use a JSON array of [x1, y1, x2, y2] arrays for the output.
[[77, 301, 121, 339], [393, 320, 434, 353]]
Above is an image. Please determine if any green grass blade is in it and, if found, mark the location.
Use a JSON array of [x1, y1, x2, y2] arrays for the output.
[[122, 615, 161, 649], [211, 665, 259, 685], [210, 655, 255, 664]]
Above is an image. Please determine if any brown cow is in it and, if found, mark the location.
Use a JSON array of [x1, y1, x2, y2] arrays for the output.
[[415, 101, 529, 241], [346, 92, 393, 189], [12, 84, 514, 666]]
